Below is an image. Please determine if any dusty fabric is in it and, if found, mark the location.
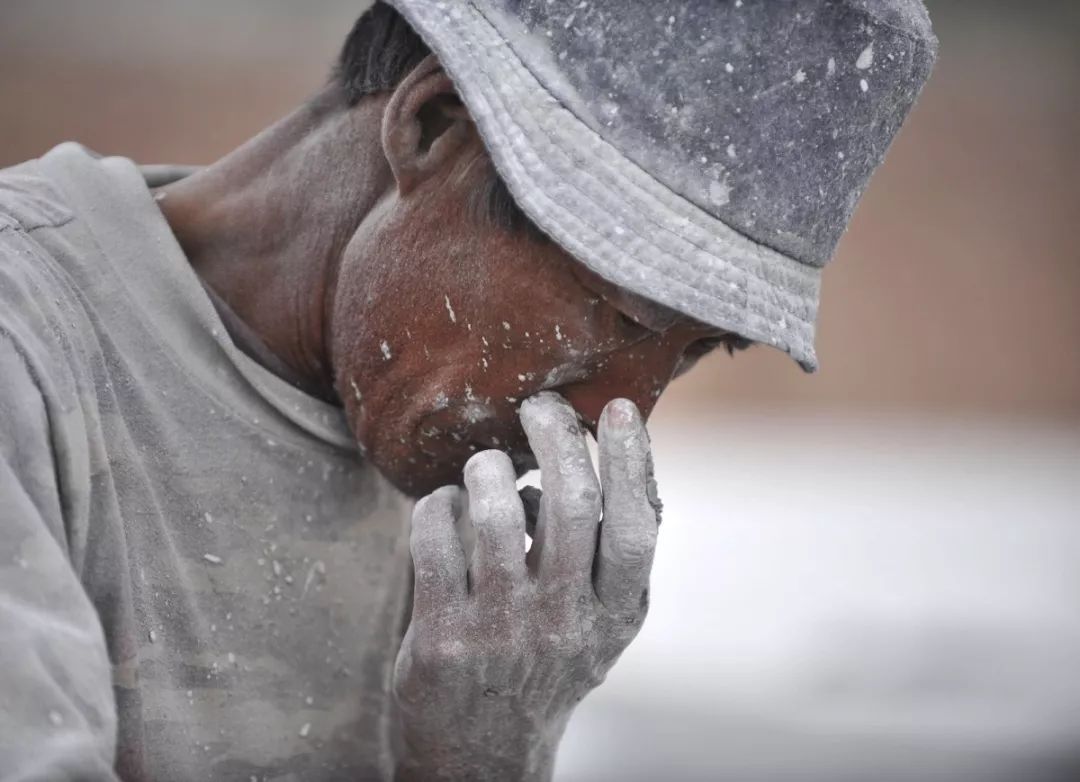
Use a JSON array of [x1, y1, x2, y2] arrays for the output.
[[386, 0, 938, 370], [0, 143, 414, 781]]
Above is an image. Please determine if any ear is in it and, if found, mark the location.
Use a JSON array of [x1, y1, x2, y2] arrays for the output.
[[381, 54, 473, 195]]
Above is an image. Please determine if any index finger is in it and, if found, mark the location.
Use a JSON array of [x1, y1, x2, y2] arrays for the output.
[[409, 486, 467, 616]]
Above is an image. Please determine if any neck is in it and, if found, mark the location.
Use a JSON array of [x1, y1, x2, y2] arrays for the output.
[[156, 88, 392, 402]]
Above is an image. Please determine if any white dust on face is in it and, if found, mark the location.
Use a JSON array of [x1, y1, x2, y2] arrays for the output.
[[461, 401, 496, 426], [375, 303, 618, 467]]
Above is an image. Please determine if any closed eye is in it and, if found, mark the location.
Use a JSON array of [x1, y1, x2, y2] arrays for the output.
[[674, 334, 753, 378], [616, 310, 653, 338]]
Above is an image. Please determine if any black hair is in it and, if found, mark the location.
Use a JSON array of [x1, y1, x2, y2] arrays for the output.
[[334, 3, 431, 107], [334, 2, 549, 243]]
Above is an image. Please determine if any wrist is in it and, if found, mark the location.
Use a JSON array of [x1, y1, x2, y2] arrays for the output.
[[393, 704, 570, 782]]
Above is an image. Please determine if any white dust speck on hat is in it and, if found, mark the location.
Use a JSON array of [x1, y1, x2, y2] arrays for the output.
[[856, 41, 875, 70]]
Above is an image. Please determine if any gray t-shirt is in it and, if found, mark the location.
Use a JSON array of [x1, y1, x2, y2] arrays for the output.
[[0, 143, 414, 781]]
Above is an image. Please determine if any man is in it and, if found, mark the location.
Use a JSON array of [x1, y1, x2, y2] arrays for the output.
[[0, 1, 936, 779]]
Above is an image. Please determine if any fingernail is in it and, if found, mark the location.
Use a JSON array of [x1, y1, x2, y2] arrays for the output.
[[603, 398, 639, 429]]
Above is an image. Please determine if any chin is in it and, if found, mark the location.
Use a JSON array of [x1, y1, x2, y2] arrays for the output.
[[361, 408, 538, 499], [373, 458, 462, 499]]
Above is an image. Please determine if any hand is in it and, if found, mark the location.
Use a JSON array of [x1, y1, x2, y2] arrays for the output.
[[392, 392, 661, 781]]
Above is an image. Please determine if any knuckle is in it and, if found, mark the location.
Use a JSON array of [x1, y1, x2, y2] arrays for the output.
[[603, 528, 657, 568], [551, 477, 602, 521], [608, 587, 651, 624], [618, 610, 646, 630], [608, 620, 644, 650], [583, 667, 608, 691], [415, 634, 467, 670], [412, 559, 455, 595], [539, 629, 588, 661], [613, 599, 649, 629], [472, 495, 520, 530], [396, 628, 470, 697], [409, 523, 448, 558]]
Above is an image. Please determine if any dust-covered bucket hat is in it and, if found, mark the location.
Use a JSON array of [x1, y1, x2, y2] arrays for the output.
[[386, 0, 937, 370]]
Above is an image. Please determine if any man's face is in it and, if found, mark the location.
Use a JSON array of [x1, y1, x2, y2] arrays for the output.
[[330, 136, 726, 497]]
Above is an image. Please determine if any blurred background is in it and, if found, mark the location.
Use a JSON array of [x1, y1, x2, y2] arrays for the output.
[[2, 1, 1078, 779]]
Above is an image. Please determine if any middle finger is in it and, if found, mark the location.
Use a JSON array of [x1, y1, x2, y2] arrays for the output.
[[519, 392, 602, 584]]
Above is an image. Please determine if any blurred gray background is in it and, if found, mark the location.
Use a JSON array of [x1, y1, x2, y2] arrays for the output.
[[2, 1, 1078, 780]]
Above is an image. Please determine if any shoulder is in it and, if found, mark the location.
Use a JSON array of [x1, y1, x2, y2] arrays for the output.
[[0, 148, 83, 316], [0, 167, 74, 372], [0, 152, 97, 422], [0, 152, 77, 235], [0, 146, 108, 345]]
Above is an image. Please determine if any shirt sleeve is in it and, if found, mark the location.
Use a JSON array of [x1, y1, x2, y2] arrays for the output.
[[0, 334, 119, 780]]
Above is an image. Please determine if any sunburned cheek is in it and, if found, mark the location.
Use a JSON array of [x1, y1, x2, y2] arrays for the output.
[[362, 404, 530, 498], [337, 354, 531, 496], [332, 251, 650, 493], [558, 342, 689, 426]]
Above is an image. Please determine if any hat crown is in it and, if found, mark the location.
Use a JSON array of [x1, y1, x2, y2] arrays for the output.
[[482, 0, 937, 267]]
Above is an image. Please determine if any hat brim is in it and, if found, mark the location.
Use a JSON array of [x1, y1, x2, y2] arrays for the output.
[[387, 0, 820, 371]]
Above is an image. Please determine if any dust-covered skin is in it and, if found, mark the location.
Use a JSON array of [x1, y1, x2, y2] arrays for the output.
[[159, 56, 733, 499], [394, 394, 657, 780], [156, 46, 724, 782], [328, 58, 729, 496], [2, 0, 937, 775]]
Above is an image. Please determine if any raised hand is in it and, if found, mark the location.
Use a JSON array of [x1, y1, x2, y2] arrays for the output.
[[392, 392, 660, 781]]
